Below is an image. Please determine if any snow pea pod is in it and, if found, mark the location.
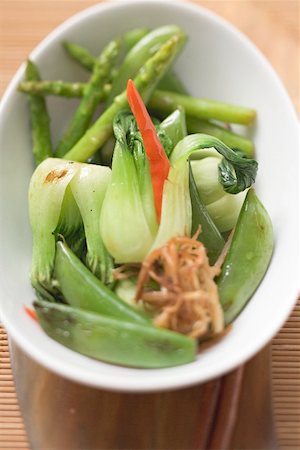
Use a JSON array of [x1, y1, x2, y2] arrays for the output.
[[34, 300, 196, 368], [217, 189, 274, 324], [54, 241, 151, 325]]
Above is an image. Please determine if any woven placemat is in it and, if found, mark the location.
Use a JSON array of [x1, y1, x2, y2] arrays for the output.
[[0, 329, 29, 450]]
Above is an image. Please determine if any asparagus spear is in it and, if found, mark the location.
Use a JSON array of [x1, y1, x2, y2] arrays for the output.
[[187, 117, 254, 157], [64, 33, 186, 162], [19, 80, 86, 97], [149, 89, 256, 125], [63, 41, 96, 71], [19, 80, 255, 156], [56, 38, 121, 157], [63, 28, 150, 72], [106, 25, 187, 105], [24, 60, 52, 165], [34, 299, 196, 368]]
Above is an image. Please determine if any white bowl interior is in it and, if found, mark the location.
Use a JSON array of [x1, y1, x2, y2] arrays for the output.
[[0, 0, 299, 392]]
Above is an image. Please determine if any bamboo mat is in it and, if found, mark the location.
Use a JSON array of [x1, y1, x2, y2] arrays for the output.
[[0, 1, 299, 449]]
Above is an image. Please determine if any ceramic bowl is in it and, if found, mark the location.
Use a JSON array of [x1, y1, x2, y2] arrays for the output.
[[0, 0, 299, 392]]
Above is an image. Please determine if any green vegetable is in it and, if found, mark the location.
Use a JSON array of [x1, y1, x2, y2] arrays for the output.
[[34, 299, 196, 368], [29, 158, 112, 291], [217, 189, 274, 324], [68, 163, 114, 284], [150, 157, 191, 252], [123, 27, 149, 52], [190, 156, 248, 232], [189, 165, 225, 264], [56, 39, 121, 157], [106, 25, 187, 105], [64, 32, 186, 162], [206, 190, 248, 232], [24, 60, 52, 165], [63, 28, 149, 72], [29, 158, 80, 291], [171, 134, 258, 194], [150, 90, 256, 125], [100, 112, 157, 263], [158, 107, 187, 150], [54, 241, 150, 325], [157, 71, 186, 94], [63, 41, 96, 71], [18, 80, 86, 97], [187, 117, 254, 157]]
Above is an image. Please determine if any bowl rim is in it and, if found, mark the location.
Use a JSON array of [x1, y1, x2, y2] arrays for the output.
[[0, 0, 299, 392]]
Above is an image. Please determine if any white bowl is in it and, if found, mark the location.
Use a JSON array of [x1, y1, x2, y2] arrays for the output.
[[0, 0, 299, 392]]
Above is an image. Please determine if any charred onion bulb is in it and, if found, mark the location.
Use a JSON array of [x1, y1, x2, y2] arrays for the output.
[[135, 235, 224, 339]]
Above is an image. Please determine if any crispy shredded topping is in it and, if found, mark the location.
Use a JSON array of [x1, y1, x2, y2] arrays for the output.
[[135, 235, 224, 339]]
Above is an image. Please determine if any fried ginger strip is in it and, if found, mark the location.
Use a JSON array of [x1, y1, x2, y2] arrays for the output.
[[135, 235, 224, 339]]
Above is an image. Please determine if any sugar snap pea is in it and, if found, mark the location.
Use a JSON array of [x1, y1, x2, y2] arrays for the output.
[[217, 189, 274, 324], [24, 60, 52, 165], [34, 299, 196, 368], [54, 241, 150, 325]]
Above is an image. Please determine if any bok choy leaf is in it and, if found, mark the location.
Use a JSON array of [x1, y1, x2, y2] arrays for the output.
[[170, 134, 258, 194], [29, 158, 112, 292]]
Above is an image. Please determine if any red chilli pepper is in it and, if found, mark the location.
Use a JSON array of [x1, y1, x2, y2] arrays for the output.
[[127, 79, 170, 222], [24, 305, 37, 321]]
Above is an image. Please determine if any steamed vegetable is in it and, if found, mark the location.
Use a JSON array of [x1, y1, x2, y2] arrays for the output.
[[127, 79, 170, 221], [100, 112, 158, 263], [171, 134, 258, 195], [158, 107, 187, 149], [217, 189, 274, 323], [187, 117, 254, 157], [63, 28, 149, 71], [56, 38, 121, 157], [35, 299, 197, 368], [64, 32, 186, 162], [54, 241, 150, 325], [189, 165, 225, 264], [106, 25, 187, 104], [24, 60, 52, 165], [23, 24, 274, 371], [190, 156, 248, 232], [29, 158, 112, 291], [150, 90, 256, 125]]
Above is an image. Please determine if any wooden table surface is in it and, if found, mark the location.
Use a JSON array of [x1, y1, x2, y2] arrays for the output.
[[0, 1, 299, 449]]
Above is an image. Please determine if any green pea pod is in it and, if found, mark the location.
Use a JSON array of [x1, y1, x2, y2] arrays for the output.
[[123, 27, 149, 52], [54, 241, 150, 325], [217, 189, 274, 324], [106, 25, 186, 105], [34, 300, 196, 368], [189, 164, 225, 265]]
